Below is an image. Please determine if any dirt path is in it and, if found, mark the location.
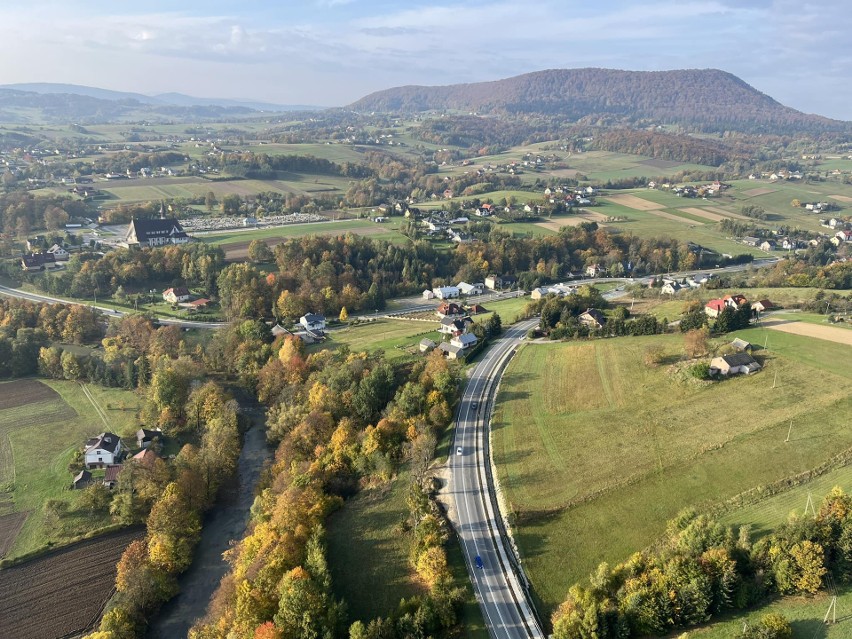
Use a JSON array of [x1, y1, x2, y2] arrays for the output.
[[146, 403, 272, 639], [762, 319, 852, 346]]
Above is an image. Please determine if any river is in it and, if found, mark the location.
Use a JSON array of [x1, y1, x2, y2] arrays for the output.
[[147, 404, 271, 638]]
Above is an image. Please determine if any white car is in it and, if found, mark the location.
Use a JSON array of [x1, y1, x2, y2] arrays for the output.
[[456, 446, 463, 456]]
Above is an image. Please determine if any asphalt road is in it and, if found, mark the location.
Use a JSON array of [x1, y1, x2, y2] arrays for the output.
[[451, 319, 544, 639]]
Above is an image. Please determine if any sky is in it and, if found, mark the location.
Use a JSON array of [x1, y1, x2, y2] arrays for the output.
[[0, 0, 850, 119]]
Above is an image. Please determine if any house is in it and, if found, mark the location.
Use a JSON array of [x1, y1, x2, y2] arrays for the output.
[[704, 299, 726, 318], [436, 302, 464, 318], [103, 464, 122, 489], [661, 282, 682, 295], [578, 308, 606, 329], [709, 353, 762, 376], [586, 264, 603, 277], [731, 338, 753, 352], [21, 252, 58, 271], [457, 282, 483, 296], [300, 313, 326, 332], [136, 428, 162, 450], [759, 240, 776, 252], [485, 275, 503, 290], [439, 316, 471, 335], [419, 338, 437, 353], [242, 216, 258, 227], [185, 298, 210, 311], [433, 286, 460, 299], [834, 230, 852, 245], [467, 304, 487, 314], [422, 289, 436, 300], [163, 286, 191, 304], [72, 469, 92, 490], [271, 324, 290, 338], [723, 294, 749, 310], [451, 333, 478, 350], [84, 432, 123, 469], [530, 287, 549, 300], [124, 218, 190, 247], [46, 244, 70, 261], [742, 236, 760, 247], [438, 342, 464, 360]]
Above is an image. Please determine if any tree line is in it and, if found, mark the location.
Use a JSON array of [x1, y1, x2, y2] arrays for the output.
[[552, 487, 852, 638]]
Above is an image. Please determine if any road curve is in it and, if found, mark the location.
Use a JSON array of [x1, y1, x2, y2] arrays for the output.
[[451, 319, 544, 639], [0, 284, 228, 329]]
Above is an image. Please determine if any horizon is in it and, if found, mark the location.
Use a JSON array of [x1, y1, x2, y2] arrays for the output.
[[0, 2, 850, 120]]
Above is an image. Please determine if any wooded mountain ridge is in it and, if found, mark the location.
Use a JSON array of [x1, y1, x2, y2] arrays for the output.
[[348, 68, 848, 134]]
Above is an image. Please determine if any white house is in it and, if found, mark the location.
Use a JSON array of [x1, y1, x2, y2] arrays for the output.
[[163, 287, 191, 304], [84, 432, 123, 469], [709, 353, 762, 376], [300, 313, 326, 332], [422, 289, 436, 300], [46, 244, 70, 261], [457, 281, 483, 296], [661, 282, 682, 295], [433, 286, 460, 299], [451, 333, 478, 350]]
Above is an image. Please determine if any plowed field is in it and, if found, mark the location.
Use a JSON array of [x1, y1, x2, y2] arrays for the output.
[[0, 527, 143, 639]]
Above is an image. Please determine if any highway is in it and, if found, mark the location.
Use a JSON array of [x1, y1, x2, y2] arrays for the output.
[[451, 318, 544, 639]]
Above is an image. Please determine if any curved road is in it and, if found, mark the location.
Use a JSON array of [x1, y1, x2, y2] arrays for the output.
[[451, 319, 544, 639]]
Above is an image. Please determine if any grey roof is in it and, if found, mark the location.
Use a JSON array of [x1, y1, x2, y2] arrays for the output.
[[420, 338, 437, 347], [85, 432, 121, 454], [438, 342, 464, 354], [127, 218, 187, 243], [73, 470, 92, 484], [136, 428, 161, 442], [720, 353, 758, 367], [731, 338, 752, 351], [302, 313, 325, 323]]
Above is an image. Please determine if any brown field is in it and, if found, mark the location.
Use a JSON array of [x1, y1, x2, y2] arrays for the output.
[[535, 211, 609, 232], [702, 205, 749, 220], [742, 187, 776, 197], [606, 194, 663, 210], [0, 379, 60, 410], [0, 512, 27, 558], [679, 207, 728, 222], [763, 319, 852, 346], [829, 194, 852, 203], [0, 527, 144, 639]]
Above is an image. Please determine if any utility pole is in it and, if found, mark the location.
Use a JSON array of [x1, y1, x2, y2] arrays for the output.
[[824, 596, 837, 624], [785, 419, 793, 443]]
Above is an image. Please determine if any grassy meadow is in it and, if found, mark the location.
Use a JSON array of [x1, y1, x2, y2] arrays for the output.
[[491, 332, 852, 614], [314, 319, 441, 360], [0, 379, 141, 559]]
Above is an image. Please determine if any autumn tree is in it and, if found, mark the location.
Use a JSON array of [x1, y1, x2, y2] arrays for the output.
[[684, 327, 710, 358]]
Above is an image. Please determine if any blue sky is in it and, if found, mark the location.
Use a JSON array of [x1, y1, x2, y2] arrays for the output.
[[0, 1, 849, 119]]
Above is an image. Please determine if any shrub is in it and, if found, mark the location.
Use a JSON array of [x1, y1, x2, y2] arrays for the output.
[[688, 362, 711, 380]]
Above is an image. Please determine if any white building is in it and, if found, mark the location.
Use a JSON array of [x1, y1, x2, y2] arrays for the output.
[[84, 432, 123, 469], [433, 286, 460, 299], [457, 282, 483, 296], [300, 313, 327, 332]]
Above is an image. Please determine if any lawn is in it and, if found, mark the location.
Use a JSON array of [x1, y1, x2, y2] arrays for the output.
[[471, 296, 531, 325], [0, 379, 142, 559], [491, 334, 852, 615], [316, 319, 441, 360]]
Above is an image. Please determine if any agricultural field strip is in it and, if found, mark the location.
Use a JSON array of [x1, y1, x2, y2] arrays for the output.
[[0, 512, 27, 558], [829, 194, 852, 203], [605, 193, 665, 210], [678, 207, 728, 222], [0, 528, 144, 639], [762, 318, 852, 346]]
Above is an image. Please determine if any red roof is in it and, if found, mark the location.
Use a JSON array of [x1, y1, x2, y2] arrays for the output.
[[104, 465, 122, 483], [705, 299, 726, 311], [132, 448, 159, 466], [723, 294, 748, 304], [187, 298, 210, 307]]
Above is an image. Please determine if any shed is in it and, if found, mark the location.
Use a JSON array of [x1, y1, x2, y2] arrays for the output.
[[419, 338, 437, 353], [72, 469, 92, 490]]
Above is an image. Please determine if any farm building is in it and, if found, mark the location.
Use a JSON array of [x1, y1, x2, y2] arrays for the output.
[[731, 338, 753, 352], [457, 282, 484, 296], [438, 342, 464, 360], [72, 470, 92, 490], [468, 304, 487, 314], [752, 299, 775, 314], [20, 252, 59, 271], [132, 448, 160, 466], [451, 333, 478, 350], [419, 338, 437, 353], [103, 464, 122, 489], [709, 353, 762, 376], [436, 302, 464, 318], [422, 289, 436, 300], [433, 286, 460, 299], [84, 432, 123, 469], [124, 217, 190, 248], [136, 428, 162, 449]]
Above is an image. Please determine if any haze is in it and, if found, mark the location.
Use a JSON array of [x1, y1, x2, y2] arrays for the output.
[[0, 0, 849, 119]]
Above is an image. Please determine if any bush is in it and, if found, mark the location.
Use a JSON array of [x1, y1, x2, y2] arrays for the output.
[[688, 362, 711, 380]]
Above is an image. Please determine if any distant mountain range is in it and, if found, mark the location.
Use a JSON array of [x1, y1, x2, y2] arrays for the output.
[[348, 68, 847, 134], [0, 83, 321, 123]]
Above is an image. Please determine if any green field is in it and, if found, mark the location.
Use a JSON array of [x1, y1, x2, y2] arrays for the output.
[[201, 219, 410, 247], [682, 586, 852, 638], [491, 333, 852, 614], [326, 470, 425, 620], [316, 319, 441, 360], [0, 379, 142, 559]]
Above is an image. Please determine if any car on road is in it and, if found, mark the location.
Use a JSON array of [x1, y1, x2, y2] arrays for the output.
[[456, 446, 463, 456], [472, 401, 478, 410], [474, 555, 484, 569]]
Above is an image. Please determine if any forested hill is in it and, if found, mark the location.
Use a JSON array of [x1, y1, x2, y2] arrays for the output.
[[349, 68, 847, 134]]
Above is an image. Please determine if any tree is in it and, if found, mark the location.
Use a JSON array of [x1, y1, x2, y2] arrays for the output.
[[789, 540, 826, 593], [248, 239, 273, 264], [684, 327, 709, 358], [205, 191, 217, 212], [221, 193, 242, 215], [79, 483, 112, 514], [791, 199, 801, 208], [338, 306, 349, 323]]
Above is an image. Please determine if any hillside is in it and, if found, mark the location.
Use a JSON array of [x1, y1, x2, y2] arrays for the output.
[[349, 68, 847, 133]]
